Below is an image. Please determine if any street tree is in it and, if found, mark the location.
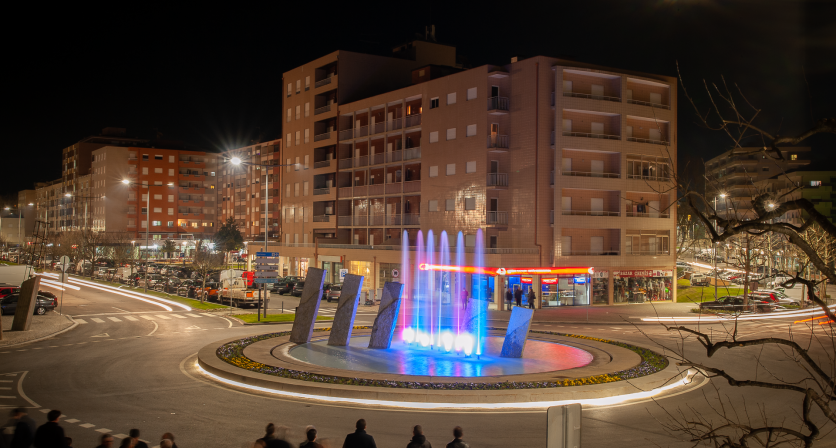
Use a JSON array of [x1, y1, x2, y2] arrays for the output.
[[192, 239, 224, 303], [161, 239, 177, 261], [215, 217, 244, 257]]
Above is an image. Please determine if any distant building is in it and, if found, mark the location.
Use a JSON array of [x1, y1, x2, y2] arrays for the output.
[[0, 209, 26, 246], [757, 165, 836, 226]]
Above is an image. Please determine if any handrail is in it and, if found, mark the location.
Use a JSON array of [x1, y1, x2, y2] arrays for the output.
[[315, 76, 332, 88], [487, 173, 508, 187], [625, 211, 671, 218], [313, 215, 332, 223], [627, 250, 671, 256], [562, 131, 620, 140], [627, 174, 672, 181], [314, 159, 332, 169], [487, 96, 510, 111], [627, 137, 669, 145], [561, 210, 620, 216], [405, 114, 422, 128], [486, 211, 508, 225], [561, 170, 620, 179], [626, 99, 670, 110], [487, 135, 509, 149], [563, 250, 620, 256], [313, 187, 331, 196], [563, 91, 621, 102]]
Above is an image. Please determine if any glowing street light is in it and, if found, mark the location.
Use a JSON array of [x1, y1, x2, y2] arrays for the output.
[[230, 156, 242, 165]]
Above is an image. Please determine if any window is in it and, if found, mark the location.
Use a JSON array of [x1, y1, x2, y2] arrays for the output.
[[304, 129, 310, 144], [465, 234, 476, 247], [446, 199, 455, 211], [447, 92, 457, 105], [192, 222, 199, 228], [168, 208, 174, 215], [154, 168, 163, 174], [287, 109, 292, 122], [286, 133, 291, 147], [141, 220, 147, 228], [429, 200, 438, 212], [167, 221, 174, 227], [153, 207, 162, 213], [142, 167, 148, 175], [295, 183, 300, 197], [287, 83, 292, 97], [153, 194, 162, 200], [446, 164, 456, 175], [286, 184, 290, 197], [154, 181, 162, 186], [429, 131, 439, 143], [154, 155, 163, 160], [295, 131, 300, 145], [142, 154, 149, 161], [811, 180, 822, 187], [295, 105, 301, 119], [305, 102, 310, 117], [295, 157, 300, 170], [305, 76, 310, 90], [303, 181, 309, 196], [287, 158, 292, 172], [463, 197, 476, 210], [429, 166, 439, 177], [169, 155, 175, 163], [152, 221, 161, 226], [446, 128, 456, 140], [296, 80, 301, 93], [791, 154, 798, 160], [466, 161, 476, 173], [168, 195, 174, 202], [168, 168, 174, 176], [467, 87, 477, 100], [304, 155, 309, 169], [430, 98, 439, 109], [466, 124, 477, 137]]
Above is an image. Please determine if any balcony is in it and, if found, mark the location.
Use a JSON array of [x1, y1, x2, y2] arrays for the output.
[[339, 158, 352, 169], [315, 104, 331, 115], [367, 184, 384, 196], [314, 131, 332, 142], [403, 180, 421, 193], [561, 210, 620, 217], [403, 146, 421, 161], [371, 152, 385, 165], [385, 183, 402, 195], [338, 186, 353, 197], [355, 155, 369, 168], [563, 250, 620, 256], [315, 76, 332, 88], [371, 122, 385, 135], [388, 118, 403, 132], [338, 129, 354, 141], [627, 137, 669, 146], [314, 159, 332, 169], [562, 170, 620, 179], [369, 214, 385, 226], [625, 211, 671, 218], [486, 211, 508, 225], [626, 250, 670, 256], [487, 96, 510, 113], [405, 114, 422, 128], [626, 99, 670, 110], [563, 131, 620, 140], [488, 135, 509, 149], [563, 92, 621, 103], [353, 215, 368, 226], [627, 174, 672, 182], [353, 185, 368, 197], [487, 173, 508, 187], [313, 215, 333, 223], [355, 125, 369, 138], [403, 214, 420, 226], [386, 214, 401, 226], [314, 187, 331, 196], [337, 215, 352, 226]]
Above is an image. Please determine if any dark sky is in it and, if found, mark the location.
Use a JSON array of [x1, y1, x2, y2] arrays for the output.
[[4, 0, 834, 200]]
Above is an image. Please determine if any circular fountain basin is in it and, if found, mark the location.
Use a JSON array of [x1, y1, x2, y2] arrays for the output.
[[287, 335, 593, 377]]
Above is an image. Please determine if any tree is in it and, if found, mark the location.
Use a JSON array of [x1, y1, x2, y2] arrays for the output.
[[215, 218, 244, 253], [658, 71, 836, 447], [161, 239, 177, 260], [192, 239, 224, 303]]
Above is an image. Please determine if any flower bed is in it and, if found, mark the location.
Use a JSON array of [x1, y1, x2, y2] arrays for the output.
[[216, 327, 668, 390]]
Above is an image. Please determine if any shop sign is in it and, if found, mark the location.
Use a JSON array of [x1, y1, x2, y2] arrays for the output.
[[541, 278, 559, 285], [614, 270, 673, 278], [392, 269, 400, 278], [339, 269, 348, 281], [521, 277, 533, 284], [593, 270, 608, 279]]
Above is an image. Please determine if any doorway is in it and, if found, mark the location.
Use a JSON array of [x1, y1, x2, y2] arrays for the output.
[[491, 85, 499, 97]]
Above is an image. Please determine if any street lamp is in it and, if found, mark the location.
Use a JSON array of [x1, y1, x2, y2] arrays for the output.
[[182, 241, 188, 266], [713, 193, 727, 299], [123, 179, 151, 293]]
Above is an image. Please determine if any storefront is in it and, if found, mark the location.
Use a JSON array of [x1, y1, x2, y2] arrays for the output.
[[592, 270, 609, 305], [613, 270, 673, 303], [349, 261, 374, 292]]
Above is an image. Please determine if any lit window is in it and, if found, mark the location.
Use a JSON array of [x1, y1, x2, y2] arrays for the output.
[[791, 154, 797, 160], [811, 180, 822, 187]]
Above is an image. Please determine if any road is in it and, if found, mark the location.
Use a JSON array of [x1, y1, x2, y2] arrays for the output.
[[2, 281, 834, 447]]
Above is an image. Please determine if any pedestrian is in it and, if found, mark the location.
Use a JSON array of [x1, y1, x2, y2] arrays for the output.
[[300, 428, 322, 448], [259, 424, 291, 448], [9, 408, 36, 448], [459, 289, 468, 307], [33, 410, 65, 448], [527, 288, 535, 309], [342, 419, 376, 448], [95, 434, 114, 448], [63, 437, 72, 447], [406, 425, 432, 448], [504, 288, 512, 308], [159, 441, 172, 448], [514, 286, 522, 307], [264, 424, 278, 442], [445, 427, 468, 448], [126, 429, 148, 448], [161, 433, 177, 448]]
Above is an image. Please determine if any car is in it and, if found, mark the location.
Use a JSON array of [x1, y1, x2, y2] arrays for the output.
[[1, 293, 57, 315], [325, 284, 342, 302], [750, 290, 804, 307], [176, 279, 198, 298], [155, 278, 182, 294], [144, 274, 164, 288], [0, 285, 21, 299], [699, 295, 776, 313], [690, 275, 709, 287], [198, 281, 221, 302], [291, 281, 306, 297], [321, 283, 333, 301], [274, 278, 295, 295]]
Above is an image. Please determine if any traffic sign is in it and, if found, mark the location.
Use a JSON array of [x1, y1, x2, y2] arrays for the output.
[[255, 265, 279, 271], [254, 258, 280, 264], [253, 279, 276, 284], [59, 256, 71, 272], [256, 252, 281, 257]]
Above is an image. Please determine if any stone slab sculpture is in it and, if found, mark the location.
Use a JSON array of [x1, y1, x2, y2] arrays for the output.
[[461, 297, 487, 336], [327, 274, 364, 346], [289, 267, 326, 344], [12, 276, 40, 331], [500, 306, 534, 358], [368, 282, 404, 349]]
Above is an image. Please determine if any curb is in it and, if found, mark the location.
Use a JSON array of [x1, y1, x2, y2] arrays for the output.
[[0, 314, 78, 348]]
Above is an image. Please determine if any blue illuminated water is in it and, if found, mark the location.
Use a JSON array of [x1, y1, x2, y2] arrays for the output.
[[288, 335, 593, 377]]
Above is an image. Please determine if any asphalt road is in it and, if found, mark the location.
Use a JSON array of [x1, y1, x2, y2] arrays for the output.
[[2, 283, 834, 447]]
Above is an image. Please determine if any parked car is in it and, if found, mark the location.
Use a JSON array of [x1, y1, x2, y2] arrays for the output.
[[144, 274, 164, 288], [177, 280, 198, 298], [154, 277, 181, 294], [750, 290, 803, 307], [325, 284, 342, 302], [699, 296, 776, 313], [0, 284, 21, 300], [321, 283, 333, 301], [690, 275, 709, 287], [291, 281, 306, 297], [273, 278, 295, 295], [1, 293, 57, 315]]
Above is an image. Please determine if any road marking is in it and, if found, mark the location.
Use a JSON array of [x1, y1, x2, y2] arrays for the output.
[[65, 419, 80, 423], [114, 433, 129, 439], [124, 316, 139, 321], [75, 318, 88, 324], [185, 313, 203, 318], [170, 314, 187, 319], [79, 423, 95, 428], [91, 318, 105, 323], [107, 317, 122, 322], [0, 387, 9, 390], [140, 315, 155, 321], [147, 321, 159, 336], [112, 307, 131, 313], [91, 333, 109, 338], [155, 315, 171, 320], [40, 409, 49, 413]]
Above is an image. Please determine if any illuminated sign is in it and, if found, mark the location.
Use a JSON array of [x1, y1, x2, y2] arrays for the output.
[[541, 278, 559, 284], [419, 264, 593, 276], [419, 264, 500, 275], [503, 267, 594, 276], [521, 277, 533, 284]]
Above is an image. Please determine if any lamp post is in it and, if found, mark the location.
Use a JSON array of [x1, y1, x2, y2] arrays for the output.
[[182, 241, 188, 266], [714, 193, 727, 299], [123, 179, 151, 293]]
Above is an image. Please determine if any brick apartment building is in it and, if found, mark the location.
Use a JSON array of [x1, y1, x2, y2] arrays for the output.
[[245, 38, 679, 307]]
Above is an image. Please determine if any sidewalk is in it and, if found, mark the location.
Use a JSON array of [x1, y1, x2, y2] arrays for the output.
[[0, 312, 76, 347], [488, 302, 695, 324]]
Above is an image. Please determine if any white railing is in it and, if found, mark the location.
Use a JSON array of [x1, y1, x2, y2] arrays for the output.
[[487, 173, 508, 187], [487, 211, 508, 225], [627, 137, 669, 146], [562, 170, 620, 179], [561, 210, 620, 216], [563, 92, 621, 102], [563, 131, 620, 140], [626, 99, 670, 109]]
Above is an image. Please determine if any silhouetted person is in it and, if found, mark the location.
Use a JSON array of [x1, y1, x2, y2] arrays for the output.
[[342, 419, 376, 448], [514, 286, 522, 307], [505, 287, 512, 308], [527, 288, 536, 309], [406, 425, 432, 448], [300, 428, 322, 448], [126, 429, 148, 448], [9, 408, 37, 448], [95, 434, 114, 448], [445, 427, 469, 448], [33, 410, 64, 448]]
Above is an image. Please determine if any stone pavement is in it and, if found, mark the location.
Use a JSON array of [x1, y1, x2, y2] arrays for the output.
[[0, 312, 75, 347]]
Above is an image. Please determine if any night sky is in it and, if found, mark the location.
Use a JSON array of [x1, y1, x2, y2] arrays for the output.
[[5, 0, 834, 201]]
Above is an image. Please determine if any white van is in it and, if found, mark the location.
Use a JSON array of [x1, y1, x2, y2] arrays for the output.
[[690, 274, 709, 287]]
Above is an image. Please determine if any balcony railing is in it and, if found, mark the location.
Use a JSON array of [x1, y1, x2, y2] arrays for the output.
[[313, 187, 331, 196], [314, 131, 331, 142], [487, 173, 508, 187], [369, 214, 385, 226], [488, 135, 509, 149], [385, 183, 402, 195], [367, 184, 384, 196], [626, 250, 671, 256], [353, 215, 368, 226], [315, 76, 332, 88], [355, 155, 368, 168], [626, 99, 670, 110], [561, 210, 620, 216], [386, 214, 401, 226], [625, 211, 671, 218], [404, 146, 421, 161], [338, 129, 354, 140], [562, 250, 620, 256], [403, 214, 420, 225], [486, 211, 508, 225], [371, 152, 385, 165], [405, 114, 422, 128], [337, 216, 352, 226], [627, 137, 669, 146], [314, 104, 331, 115], [355, 125, 369, 138], [313, 215, 332, 223], [487, 96, 510, 111], [563, 131, 620, 140], [387, 150, 403, 163], [338, 158, 352, 169], [563, 91, 621, 103], [562, 170, 621, 179], [388, 118, 403, 131], [627, 174, 672, 181], [371, 122, 385, 135], [353, 185, 367, 197], [403, 180, 421, 193], [314, 159, 332, 169]]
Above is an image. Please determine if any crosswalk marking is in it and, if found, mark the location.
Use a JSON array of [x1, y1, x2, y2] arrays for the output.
[[65, 419, 80, 423], [75, 318, 88, 324], [155, 315, 171, 320], [107, 317, 122, 322], [91, 318, 105, 323], [140, 315, 155, 321], [79, 423, 95, 428], [185, 313, 203, 318], [170, 314, 187, 319], [95, 428, 112, 433], [124, 316, 139, 321]]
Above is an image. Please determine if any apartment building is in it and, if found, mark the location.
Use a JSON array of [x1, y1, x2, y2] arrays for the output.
[[755, 164, 836, 226], [255, 42, 680, 306], [16, 189, 37, 240], [218, 139, 282, 240], [32, 177, 92, 233], [705, 147, 810, 219]]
